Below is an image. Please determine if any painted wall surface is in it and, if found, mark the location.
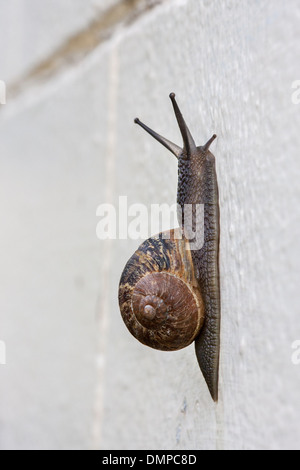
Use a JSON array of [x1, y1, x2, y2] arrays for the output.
[[0, 0, 300, 450]]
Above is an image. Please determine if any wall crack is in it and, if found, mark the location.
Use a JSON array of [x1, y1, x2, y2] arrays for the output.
[[8, 0, 166, 101]]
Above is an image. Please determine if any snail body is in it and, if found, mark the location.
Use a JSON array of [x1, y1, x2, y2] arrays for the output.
[[119, 93, 220, 401]]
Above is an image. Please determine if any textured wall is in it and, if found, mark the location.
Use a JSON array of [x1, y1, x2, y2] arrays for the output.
[[0, 0, 300, 450]]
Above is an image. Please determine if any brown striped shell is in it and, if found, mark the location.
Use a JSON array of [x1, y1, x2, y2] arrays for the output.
[[118, 229, 205, 351]]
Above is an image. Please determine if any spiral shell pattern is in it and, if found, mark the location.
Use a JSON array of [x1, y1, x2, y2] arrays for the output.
[[119, 229, 205, 351]]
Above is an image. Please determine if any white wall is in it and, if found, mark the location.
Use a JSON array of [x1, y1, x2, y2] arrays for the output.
[[0, 0, 300, 450]]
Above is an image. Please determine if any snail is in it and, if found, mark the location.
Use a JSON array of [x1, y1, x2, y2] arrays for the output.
[[119, 93, 220, 401]]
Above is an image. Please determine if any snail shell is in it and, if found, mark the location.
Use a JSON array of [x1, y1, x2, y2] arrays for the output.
[[119, 229, 205, 351]]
